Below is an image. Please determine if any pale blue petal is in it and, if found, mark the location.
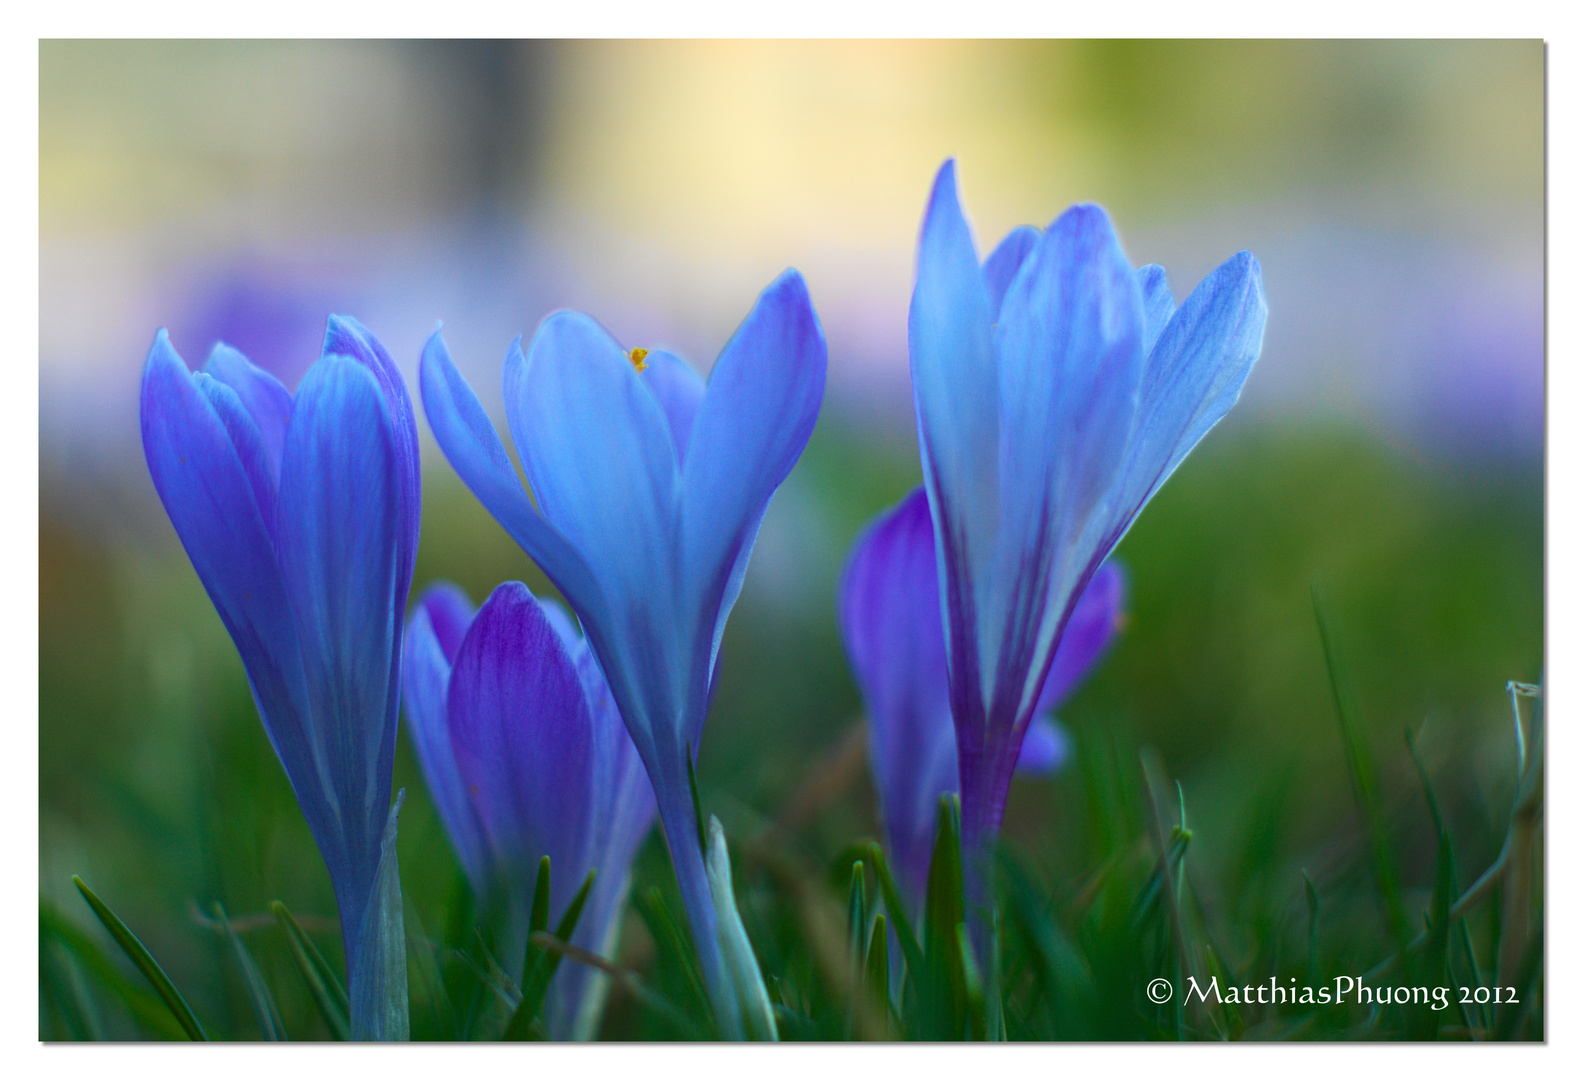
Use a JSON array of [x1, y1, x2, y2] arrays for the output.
[[982, 225, 1041, 319], [1100, 251, 1267, 555], [275, 354, 402, 929], [908, 161, 1000, 682], [419, 330, 613, 638], [508, 312, 678, 631], [192, 371, 280, 542], [322, 315, 421, 594], [681, 269, 826, 715], [640, 348, 706, 462], [1137, 264, 1177, 359], [139, 332, 320, 838], [202, 342, 293, 485], [997, 203, 1145, 554]]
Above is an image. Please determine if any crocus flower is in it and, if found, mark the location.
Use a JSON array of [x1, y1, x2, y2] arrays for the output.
[[841, 486, 1124, 916], [401, 580, 657, 1039], [908, 160, 1266, 959], [418, 271, 826, 1037], [139, 316, 420, 1039]]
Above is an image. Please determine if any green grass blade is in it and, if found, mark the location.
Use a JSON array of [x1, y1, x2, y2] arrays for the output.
[[865, 913, 890, 1020], [71, 875, 207, 1040], [631, 885, 712, 1031], [1311, 583, 1411, 950], [865, 843, 925, 987], [922, 794, 966, 1039], [212, 902, 286, 1040], [522, 855, 552, 982], [686, 741, 707, 855], [503, 868, 596, 1040], [955, 923, 986, 1041], [41, 898, 184, 1040], [271, 900, 349, 1040]]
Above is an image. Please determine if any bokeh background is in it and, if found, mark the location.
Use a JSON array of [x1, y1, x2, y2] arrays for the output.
[[39, 40, 1543, 1039]]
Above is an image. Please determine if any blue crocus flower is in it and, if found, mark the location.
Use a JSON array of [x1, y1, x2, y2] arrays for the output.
[[418, 271, 827, 1037], [401, 580, 657, 1040], [908, 160, 1267, 958], [840, 486, 1125, 916], [139, 316, 420, 1039]]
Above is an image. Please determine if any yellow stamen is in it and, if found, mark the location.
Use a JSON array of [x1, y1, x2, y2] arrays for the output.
[[628, 347, 649, 373]]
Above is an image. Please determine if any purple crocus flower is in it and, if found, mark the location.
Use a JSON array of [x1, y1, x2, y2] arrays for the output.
[[139, 316, 420, 1039], [401, 581, 656, 1040], [840, 487, 1125, 915], [908, 160, 1266, 959], [418, 271, 826, 1037]]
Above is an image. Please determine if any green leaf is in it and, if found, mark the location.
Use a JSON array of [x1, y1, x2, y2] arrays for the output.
[[212, 902, 286, 1040], [921, 794, 966, 1040], [865, 913, 891, 1027], [686, 741, 707, 855], [865, 843, 924, 989], [522, 855, 552, 983], [271, 900, 350, 1040], [41, 897, 182, 1040], [71, 875, 207, 1040], [631, 886, 712, 1031], [1312, 582, 1411, 951], [955, 922, 986, 1041], [503, 867, 597, 1040]]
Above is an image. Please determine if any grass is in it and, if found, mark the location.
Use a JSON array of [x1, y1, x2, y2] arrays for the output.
[[38, 421, 1543, 1040]]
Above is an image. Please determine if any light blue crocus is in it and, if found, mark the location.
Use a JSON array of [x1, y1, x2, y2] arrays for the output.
[[841, 486, 1125, 917], [418, 271, 827, 1037], [908, 160, 1267, 963], [402, 580, 656, 1039], [139, 316, 420, 1039]]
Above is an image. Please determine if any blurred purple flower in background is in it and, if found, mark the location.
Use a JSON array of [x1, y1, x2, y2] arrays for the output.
[[138, 316, 420, 1039], [418, 270, 827, 1037], [402, 581, 656, 1040], [840, 487, 1125, 915], [908, 160, 1266, 962]]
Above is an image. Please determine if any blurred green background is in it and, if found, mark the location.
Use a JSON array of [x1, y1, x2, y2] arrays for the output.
[[39, 40, 1542, 1039]]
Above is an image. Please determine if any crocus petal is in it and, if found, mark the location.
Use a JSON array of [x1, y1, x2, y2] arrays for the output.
[[1014, 715, 1071, 776], [640, 349, 706, 462], [139, 331, 316, 825], [447, 581, 594, 913], [1100, 251, 1267, 554], [202, 342, 293, 484], [275, 354, 403, 927], [192, 371, 281, 543], [982, 225, 1041, 319], [1136, 264, 1177, 359], [401, 595, 490, 891], [909, 161, 1001, 675], [416, 581, 476, 666], [419, 330, 613, 638], [1033, 561, 1127, 714], [508, 312, 679, 630], [988, 204, 1144, 726], [997, 204, 1144, 556], [839, 486, 957, 907], [681, 270, 827, 711], [322, 315, 421, 590]]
